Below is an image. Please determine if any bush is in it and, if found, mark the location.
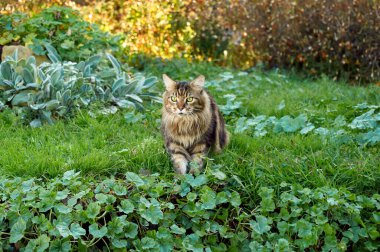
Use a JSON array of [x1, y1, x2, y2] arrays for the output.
[[0, 6, 121, 62], [189, 0, 380, 83], [2, 1, 379, 83], [249, 0, 380, 83], [0, 170, 379, 250]]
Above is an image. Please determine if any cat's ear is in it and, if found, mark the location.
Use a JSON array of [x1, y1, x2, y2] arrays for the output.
[[190, 75, 205, 90], [163, 74, 176, 91]]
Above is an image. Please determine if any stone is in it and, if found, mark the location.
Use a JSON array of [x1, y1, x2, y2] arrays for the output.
[[1, 45, 50, 65]]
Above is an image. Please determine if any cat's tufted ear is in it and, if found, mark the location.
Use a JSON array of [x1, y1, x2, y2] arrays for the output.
[[190, 75, 205, 90], [163, 74, 177, 91]]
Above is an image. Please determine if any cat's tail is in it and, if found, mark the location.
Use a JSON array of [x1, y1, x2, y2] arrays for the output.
[[213, 110, 229, 153]]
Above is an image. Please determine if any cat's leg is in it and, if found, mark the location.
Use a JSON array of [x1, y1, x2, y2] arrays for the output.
[[167, 143, 191, 174], [189, 143, 208, 174]]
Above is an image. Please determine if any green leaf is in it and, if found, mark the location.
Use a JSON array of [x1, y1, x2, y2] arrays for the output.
[[30, 119, 42, 128], [49, 239, 71, 252], [249, 241, 264, 251], [70, 223, 86, 239], [348, 109, 377, 129], [188, 174, 208, 188], [187, 192, 197, 201], [277, 221, 289, 235], [274, 114, 307, 133], [250, 215, 271, 235], [300, 123, 315, 135], [140, 202, 163, 224], [141, 237, 159, 250], [334, 115, 347, 127], [85, 54, 102, 68], [296, 219, 313, 238], [56, 189, 69, 200], [60, 40, 75, 49], [125, 172, 145, 187], [124, 221, 138, 239], [373, 212, 380, 224], [62, 170, 80, 180], [0, 61, 12, 80], [45, 43, 62, 63], [106, 53, 121, 75], [22, 68, 34, 83], [85, 202, 101, 219], [45, 100, 60, 111], [11, 92, 31, 106], [89, 223, 107, 239], [56, 223, 71, 238], [200, 186, 217, 210], [107, 217, 124, 235], [55, 204, 72, 214], [142, 76, 158, 89], [95, 193, 108, 204], [112, 239, 128, 248], [360, 128, 380, 146], [211, 169, 227, 180], [10, 218, 26, 243], [216, 191, 229, 205], [230, 191, 241, 207], [26, 234, 50, 252], [275, 238, 290, 251], [113, 184, 127, 196], [183, 234, 203, 252], [170, 224, 186, 235], [118, 199, 135, 214]]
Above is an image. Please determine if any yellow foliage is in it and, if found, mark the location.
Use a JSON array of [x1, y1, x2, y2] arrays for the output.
[[2, 0, 379, 82]]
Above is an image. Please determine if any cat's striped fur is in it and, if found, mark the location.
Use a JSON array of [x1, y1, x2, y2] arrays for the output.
[[161, 74, 229, 174]]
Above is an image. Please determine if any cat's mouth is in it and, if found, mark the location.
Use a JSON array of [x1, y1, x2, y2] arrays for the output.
[[176, 111, 190, 116]]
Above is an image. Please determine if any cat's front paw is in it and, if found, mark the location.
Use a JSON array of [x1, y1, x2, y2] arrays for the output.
[[172, 154, 188, 175]]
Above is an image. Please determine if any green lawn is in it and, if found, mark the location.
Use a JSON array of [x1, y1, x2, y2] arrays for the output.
[[1, 61, 379, 204], [1, 61, 380, 251]]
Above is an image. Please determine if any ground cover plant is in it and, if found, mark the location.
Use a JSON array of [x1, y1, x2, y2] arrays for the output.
[[0, 170, 379, 251], [1, 59, 379, 250], [1, 4, 379, 251]]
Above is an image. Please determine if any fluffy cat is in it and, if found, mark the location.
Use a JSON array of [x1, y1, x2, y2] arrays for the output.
[[161, 74, 229, 174]]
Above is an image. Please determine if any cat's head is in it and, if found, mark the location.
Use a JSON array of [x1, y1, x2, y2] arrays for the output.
[[162, 74, 207, 116]]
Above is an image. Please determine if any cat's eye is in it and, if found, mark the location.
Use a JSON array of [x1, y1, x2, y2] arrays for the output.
[[170, 96, 177, 102], [186, 97, 194, 103]]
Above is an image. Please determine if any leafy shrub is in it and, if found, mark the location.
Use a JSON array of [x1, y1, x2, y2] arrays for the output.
[[79, 0, 195, 61], [0, 46, 160, 126], [0, 170, 379, 250], [2, 2, 379, 81], [0, 6, 121, 62], [188, 0, 380, 83]]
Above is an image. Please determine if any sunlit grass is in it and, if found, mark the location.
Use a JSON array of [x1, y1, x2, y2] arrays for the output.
[[0, 61, 379, 203]]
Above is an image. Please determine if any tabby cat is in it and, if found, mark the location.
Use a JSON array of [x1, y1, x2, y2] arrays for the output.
[[161, 74, 229, 174]]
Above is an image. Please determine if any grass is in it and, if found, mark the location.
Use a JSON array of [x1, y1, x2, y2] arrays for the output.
[[1, 60, 379, 205]]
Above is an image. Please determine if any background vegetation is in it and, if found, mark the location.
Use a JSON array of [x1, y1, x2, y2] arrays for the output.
[[1, 0, 379, 83], [0, 1, 379, 251]]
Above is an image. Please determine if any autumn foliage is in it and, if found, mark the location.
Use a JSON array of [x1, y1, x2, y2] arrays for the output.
[[1, 0, 379, 83]]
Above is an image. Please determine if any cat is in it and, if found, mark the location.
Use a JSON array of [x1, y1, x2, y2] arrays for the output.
[[161, 74, 229, 174]]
